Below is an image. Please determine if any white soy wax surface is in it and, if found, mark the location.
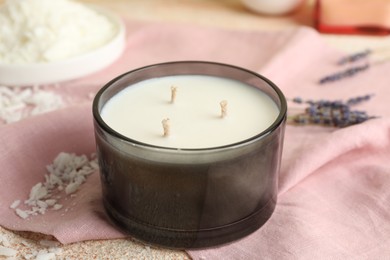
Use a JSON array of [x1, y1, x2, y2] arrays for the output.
[[101, 75, 279, 149]]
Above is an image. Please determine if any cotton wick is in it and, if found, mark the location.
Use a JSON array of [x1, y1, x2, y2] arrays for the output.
[[220, 100, 228, 118], [170, 86, 177, 104], [162, 118, 170, 137]]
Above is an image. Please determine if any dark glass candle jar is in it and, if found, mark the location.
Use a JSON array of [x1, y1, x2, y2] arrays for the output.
[[93, 61, 287, 249]]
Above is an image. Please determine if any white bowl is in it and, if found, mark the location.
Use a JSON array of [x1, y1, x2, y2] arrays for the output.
[[0, 6, 126, 87], [241, 0, 303, 15]]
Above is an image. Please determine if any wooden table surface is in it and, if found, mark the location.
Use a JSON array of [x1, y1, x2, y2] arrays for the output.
[[1, 0, 389, 259]]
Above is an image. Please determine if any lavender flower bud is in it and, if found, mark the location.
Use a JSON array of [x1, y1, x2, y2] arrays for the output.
[[347, 94, 374, 106], [289, 95, 376, 128], [337, 49, 371, 65], [292, 97, 303, 104], [319, 63, 370, 84]]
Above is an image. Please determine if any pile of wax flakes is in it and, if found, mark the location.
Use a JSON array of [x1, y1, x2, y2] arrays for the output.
[[0, 85, 64, 124], [289, 94, 377, 127], [10, 152, 99, 220]]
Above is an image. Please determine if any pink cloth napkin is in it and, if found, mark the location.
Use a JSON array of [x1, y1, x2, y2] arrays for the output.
[[1, 21, 390, 259]]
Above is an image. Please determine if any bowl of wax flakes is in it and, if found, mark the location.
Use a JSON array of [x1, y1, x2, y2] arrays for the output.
[[0, 0, 125, 86]]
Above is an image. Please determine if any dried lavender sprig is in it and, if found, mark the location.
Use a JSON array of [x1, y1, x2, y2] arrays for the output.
[[318, 63, 370, 84], [346, 94, 374, 106], [289, 94, 374, 107], [288, 95, 377, 127], [290, 110, 377, 128], [337, 49, 371, 65], [292, 114, 377, 128]]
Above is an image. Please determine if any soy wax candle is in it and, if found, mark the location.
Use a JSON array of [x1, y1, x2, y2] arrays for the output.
[[101, 75, 279, 148], [93, 61, 287, 248]]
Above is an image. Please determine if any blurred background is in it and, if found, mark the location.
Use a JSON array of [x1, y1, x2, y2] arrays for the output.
[[77, 0, 390, 52], [1, 0, 390, 259]]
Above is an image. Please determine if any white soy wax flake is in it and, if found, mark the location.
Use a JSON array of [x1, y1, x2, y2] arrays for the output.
[[44, 199, 57, 207], [35, 250, 56, 260], [12, 152, 98, 219], [64, 182, 80, 195], [90, 160, 99, 170], [0, 234, 11, 247], [53, 204, 63, 211], [24, 253, 35, 260], [28, 183, 48, 201], [49, 247, 63, 254], [15, 209, 29, 219], [0, 245, 17, 257], [45, 173, 63, 188], [0, 86, 64, 124], [9, 200, 21, 209], [26, 91, 64, 116], [36, 200, 48, 209]]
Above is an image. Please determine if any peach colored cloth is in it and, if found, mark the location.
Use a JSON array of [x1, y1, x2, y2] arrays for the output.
[[1, 22, 390, 258]]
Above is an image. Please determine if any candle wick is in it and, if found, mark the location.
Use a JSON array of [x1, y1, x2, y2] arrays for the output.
[[170, 86, 177, 104], [162, 118, 171, 137], [220, 100, 228, 118]]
